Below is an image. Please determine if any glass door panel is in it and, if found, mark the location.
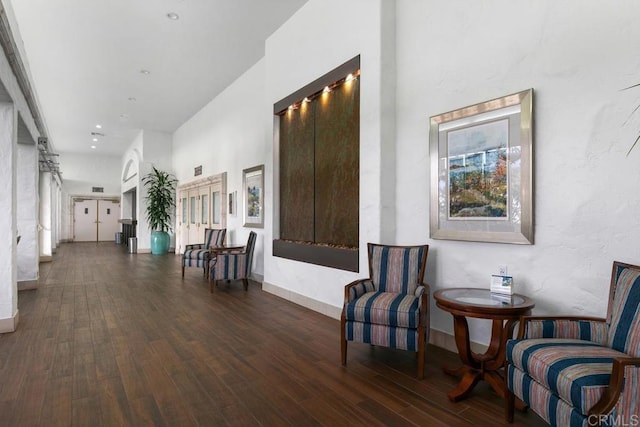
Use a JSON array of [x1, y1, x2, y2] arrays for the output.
[[212, 191, 221, 225]]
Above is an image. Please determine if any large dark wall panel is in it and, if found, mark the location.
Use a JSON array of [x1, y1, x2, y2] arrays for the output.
[[314, 80, 359, 247], [275, 55, 360, 271], [279, 103, 315, 242]]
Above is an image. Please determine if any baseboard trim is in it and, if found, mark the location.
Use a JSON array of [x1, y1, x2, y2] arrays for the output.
[[250, 273, 264, 284], [18, 280, 38, 291], [262, 281, 343, 320], [429, 328, 488, 354], [40, 255, 53, 263], [261, 281, 489, 354], [0, 310, 19, 333]]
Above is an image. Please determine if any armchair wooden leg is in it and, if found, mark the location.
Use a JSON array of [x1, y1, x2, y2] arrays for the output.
[[340, 315, 347, 366], [417, 325, 426, 380], [242, 278, 248, 291], [506, 383, 515, 423], [417, 347, 425, 380], [181, 265, 185, 278]]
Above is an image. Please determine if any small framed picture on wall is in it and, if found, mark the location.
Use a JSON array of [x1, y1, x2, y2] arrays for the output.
[[228, 191, 237, 216], [242, 165, 264, 228]]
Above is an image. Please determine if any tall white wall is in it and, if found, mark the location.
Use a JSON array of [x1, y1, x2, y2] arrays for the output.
[[58, 152, 121, 240], [120, 130, 173, 252], [262, 0, 393, 316], [396, 0, 640, 344], [173, 59, 268, 272]]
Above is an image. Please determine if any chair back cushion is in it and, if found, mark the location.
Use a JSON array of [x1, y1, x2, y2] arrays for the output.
[[368, 244, 428, 294], [607, 262, 640, 356], [244, 231, 257, 276], [204, 228, 226, 249]]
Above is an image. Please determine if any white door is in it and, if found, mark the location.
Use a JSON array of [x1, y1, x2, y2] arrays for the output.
[[97, 200, 120, 241], [74, 199, 97, 241]]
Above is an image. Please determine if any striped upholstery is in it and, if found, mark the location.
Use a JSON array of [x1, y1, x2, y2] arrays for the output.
[[522, 319, 608, 345], [506, 261, 640, 425], [369, 245, 427, 294], [342, 244, 429, 378], [182, 248, 210, 268], [345, 292, 420, 328], [347, 280, 376, 302], [183, 228, 226, 269], [615, 365, 640, 424], [210, 231, 256, 281], [182, 229, 226, 279], [507, 339, 620, 414], [508, 364, 588, 427], [607, 265, 640, 356], [345, 322, 419, 351]]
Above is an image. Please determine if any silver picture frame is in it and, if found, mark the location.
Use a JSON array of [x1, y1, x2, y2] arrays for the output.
[[242, 165, 264, 228], [429, 89, 534, 244]]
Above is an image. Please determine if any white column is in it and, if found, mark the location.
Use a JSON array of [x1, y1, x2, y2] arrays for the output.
[[55, 182, 61, 247], [0, 103, 18, 332], [17, 142, 38, 288], [39, 171, 52, 260], [51, 178, 58, 253]]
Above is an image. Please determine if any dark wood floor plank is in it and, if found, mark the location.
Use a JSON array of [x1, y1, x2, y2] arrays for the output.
[[40, 374, 73, 426], [0, 242, 546, 426]]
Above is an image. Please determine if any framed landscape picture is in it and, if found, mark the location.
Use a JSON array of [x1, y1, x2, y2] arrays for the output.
[[242, 165, 264, 228], [429, 89, 534, 244]]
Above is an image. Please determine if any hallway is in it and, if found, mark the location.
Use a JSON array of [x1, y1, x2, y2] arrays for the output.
[[0, 243, 543, 426]]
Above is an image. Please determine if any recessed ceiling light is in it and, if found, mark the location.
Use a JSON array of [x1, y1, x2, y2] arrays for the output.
[[166, 12, 180, 20], [140, 69, 151, 75], [95, 124, 102, 129], [91, 145, 96, 149], [92, 138, 98, 142]]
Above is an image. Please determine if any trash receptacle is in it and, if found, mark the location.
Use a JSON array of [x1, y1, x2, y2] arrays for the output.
[[115, 232, 123, 244], [128, 237, 137, 254]]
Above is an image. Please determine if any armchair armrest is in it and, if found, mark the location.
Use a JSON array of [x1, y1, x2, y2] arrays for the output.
[[589, 357, 640, 419], [415, 282, 430, 309], [344, 279, 375, 303], [185, 243, 206, 251], [517, 315, 607, 345]]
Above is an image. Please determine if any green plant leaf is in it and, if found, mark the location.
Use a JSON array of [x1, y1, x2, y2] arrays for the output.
[[142, 166, 177, 232]]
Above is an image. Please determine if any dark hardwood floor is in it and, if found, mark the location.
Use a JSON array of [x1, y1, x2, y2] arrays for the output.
[[0, 242, 545, 426]]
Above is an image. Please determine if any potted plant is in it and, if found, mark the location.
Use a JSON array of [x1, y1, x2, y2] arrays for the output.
[[142, 166, 177, 254]]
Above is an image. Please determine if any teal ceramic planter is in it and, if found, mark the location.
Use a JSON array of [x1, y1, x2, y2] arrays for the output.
[[150, 231, 170, 254]]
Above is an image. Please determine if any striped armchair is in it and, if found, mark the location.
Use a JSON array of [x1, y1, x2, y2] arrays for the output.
[[181, 228, 226, 278], [506, 261, 640, 426], [208, 231, 257, 293], [341, 243, 430, 379]]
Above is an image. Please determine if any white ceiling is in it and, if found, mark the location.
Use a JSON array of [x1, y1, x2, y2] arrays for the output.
[[8, 0, 308, 157]]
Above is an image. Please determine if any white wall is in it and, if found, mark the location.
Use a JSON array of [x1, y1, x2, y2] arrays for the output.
[[59, 151, 121, 240], [396, 0, 640, 344], [120, 130, 173, 252], [263, 0, 394, 316], [173, 59, 270, 273], [169, 0, 640, 347]]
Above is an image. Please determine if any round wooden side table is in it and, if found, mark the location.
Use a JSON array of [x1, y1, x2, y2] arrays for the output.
[[433, 288, 534, 403]]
